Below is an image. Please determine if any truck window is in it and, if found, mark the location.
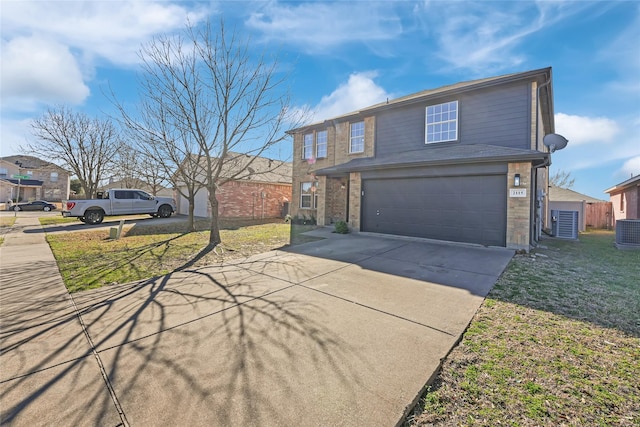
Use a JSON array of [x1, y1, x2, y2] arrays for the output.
[[135, 191, 152, 200], [114, 191, 135, 199]]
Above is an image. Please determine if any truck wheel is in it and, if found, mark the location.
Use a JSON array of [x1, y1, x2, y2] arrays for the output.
[[13, 206, 21, 211], [158, 205, 173, 218], [85, 210, 104, 225]]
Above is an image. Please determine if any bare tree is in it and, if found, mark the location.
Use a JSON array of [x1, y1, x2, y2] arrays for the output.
[[116, 99, 206, 232], [27, 106, 122, 198], [550, 169, 575, 189], [119, 20, 303, 246], [109, 145, 140, 188]]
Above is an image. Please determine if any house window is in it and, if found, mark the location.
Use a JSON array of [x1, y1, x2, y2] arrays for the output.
[[303, 133, 314, 160], [50, 172, 58, 182], [0, 167, 7, 178], [316, 130, 327, 158], [426, 100, 458, 143], [300, 181, 318, 209], [26, 170, 33, 176], [350, 121, 365, 153], [620, 194, 625, 212]]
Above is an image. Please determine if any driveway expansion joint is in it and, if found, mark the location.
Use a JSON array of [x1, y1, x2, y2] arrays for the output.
[[298, 284, 455, 337]]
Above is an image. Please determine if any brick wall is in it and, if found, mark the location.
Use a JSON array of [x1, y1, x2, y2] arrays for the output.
[[348, 172, 362, 229], [610, 187, 640, 222], [290, 117, 375, 224], [216, 181, 291, 219], [324, 177, 348, 224], [506, 162, 532, 249]]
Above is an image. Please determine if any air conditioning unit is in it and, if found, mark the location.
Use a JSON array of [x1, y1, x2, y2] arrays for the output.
[[615, 220, 640, 249], [551, 210, 578, 239]]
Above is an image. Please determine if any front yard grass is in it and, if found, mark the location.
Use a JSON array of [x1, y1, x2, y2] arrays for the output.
[[407, 230, 640, 426], [0, 216, 17, 246], [47, 218, 300, 293]]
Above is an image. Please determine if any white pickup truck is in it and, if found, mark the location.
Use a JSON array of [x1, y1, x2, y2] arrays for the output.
[[62, 189, 176, 225]]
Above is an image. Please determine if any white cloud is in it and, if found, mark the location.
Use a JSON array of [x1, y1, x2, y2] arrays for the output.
[[0, 1, 208, 112], [0, 118, 32, 157], [414, 1, 596, 74], [1, 1, 207, 65], [305, 72, 392, 122], [620, 156, 640, 178], [1, 36, 90, 110], [550, 112, 640, 177], [555, 113, 620, 145], [245, 2, 402, 53]]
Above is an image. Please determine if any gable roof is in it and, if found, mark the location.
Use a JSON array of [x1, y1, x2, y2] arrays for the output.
[[314, 144, 549, 175], [289, 67, 553, 134], [187, 152, 292, 185], [604, 175, 640, 194], [548, 186, 606, 203], [0, 155, 69, 172], [220, 152, 292, 184]]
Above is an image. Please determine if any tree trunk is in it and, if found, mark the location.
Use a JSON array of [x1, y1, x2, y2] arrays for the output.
[[187, 195, 196, 232], [208, 191, 221, 247]]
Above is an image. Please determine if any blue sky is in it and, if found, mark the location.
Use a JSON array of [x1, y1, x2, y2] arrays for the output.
[[1, 0, 638, 199]]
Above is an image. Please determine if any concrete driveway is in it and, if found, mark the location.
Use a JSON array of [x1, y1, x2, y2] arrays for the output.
[[1, 223, 512, 427]]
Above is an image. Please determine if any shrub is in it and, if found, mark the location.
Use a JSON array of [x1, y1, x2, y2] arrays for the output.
[[334, 220, 349, 234]]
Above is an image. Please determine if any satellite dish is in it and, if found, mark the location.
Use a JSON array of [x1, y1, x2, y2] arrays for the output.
[[543, 134, 568, 153]]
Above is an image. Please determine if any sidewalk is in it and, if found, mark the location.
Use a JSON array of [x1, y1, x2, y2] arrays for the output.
[[0, 216, 123, 426]]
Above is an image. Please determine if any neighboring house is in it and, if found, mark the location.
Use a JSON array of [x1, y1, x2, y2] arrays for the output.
[[0, 155, 71, 203], [548, 186, 611, 231], [288, 67, 558, 250], [99, 178, 174, 198], [605, 175, 640, 222], [176, 153, 292, 219]]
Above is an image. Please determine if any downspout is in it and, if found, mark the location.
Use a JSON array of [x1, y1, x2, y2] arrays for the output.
[[534, 76, 552, 243]]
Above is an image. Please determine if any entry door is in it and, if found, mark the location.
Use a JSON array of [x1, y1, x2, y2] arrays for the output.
[[361, 175, 506, 246]]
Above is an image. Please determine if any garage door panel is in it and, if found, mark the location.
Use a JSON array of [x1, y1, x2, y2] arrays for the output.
[[362, 175, 506, 246]]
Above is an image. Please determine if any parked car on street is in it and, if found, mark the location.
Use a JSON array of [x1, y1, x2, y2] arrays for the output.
[[13, 200, 57, 212]]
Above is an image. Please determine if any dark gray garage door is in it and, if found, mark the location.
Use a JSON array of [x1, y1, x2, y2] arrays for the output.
[[361, 175, 507, 246]]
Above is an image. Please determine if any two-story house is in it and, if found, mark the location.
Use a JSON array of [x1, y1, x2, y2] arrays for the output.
[[288, 67, 556, 250], [0, 155, 71, 204]]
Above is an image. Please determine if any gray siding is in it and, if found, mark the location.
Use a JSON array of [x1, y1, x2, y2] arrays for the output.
[[375, 81, 532, 157], [460, 83, 531, 148]]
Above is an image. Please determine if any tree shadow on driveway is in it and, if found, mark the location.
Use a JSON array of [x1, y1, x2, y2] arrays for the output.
[[1, 250, 370, 426]]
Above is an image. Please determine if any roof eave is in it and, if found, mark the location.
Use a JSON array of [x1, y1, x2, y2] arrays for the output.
[[314, 152, 549, 176]]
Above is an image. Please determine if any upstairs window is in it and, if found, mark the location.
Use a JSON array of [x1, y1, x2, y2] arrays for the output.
[[0, 168, 7, 178], [50, 172, 58, 182], [303, 133, 314, 160], [350, 121, 365, 153], [426, 100, 458, 143], [316, 130, 327, 158]]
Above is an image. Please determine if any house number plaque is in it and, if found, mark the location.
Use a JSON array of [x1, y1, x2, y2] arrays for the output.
[[509, 188, 527, 198]]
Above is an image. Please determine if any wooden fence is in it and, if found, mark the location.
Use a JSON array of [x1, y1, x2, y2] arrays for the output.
[[585, 202, 613, 229]]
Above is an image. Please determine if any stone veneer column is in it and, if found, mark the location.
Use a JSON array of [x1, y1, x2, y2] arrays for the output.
[[506, 162, 532, 250], [348, 172, 361, 230], [316, 176, 326, 226]]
